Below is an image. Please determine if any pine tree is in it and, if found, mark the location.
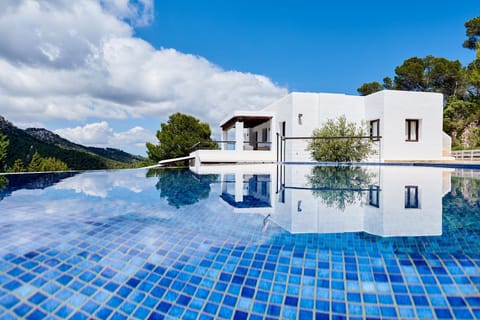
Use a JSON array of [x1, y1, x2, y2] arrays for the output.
[[28, 151, 44, 172], [0, 131, 9, 172], [7, 159, 26, 173]]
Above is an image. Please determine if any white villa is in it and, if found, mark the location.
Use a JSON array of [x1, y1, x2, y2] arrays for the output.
[[188, 90, 453, 169]]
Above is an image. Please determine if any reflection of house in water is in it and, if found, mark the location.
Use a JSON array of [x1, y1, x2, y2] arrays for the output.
[[194, 165, 276, 216], [192, 164, 452, 237], [220, 174, 271, 209]]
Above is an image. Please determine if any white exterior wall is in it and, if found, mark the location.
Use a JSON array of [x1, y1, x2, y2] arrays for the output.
[[288, 93, 319, 161], [364, 91, 385, 161], [261, 90, 445, 162], [381, 90, 444, 160], [199, 89, 447, 166], [364, 166, 444, 236], [262, 94, 292, 161], [264, 92, 366, 162]]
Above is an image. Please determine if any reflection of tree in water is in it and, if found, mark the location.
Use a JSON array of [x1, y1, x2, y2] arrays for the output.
[[444, 176, 480, 229], [449, 176, 480, 207], [0, 175, 8, 194], [147, 168, 218, 208], [0, 172, 77, 202], [308, 166, 375, 210]]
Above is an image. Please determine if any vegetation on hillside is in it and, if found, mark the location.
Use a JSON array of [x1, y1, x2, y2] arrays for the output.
[[307, 115, 374, 162], [357, 16, 480, 149], [147, 113, 218, 164], [0, 116, 144, 172], [0, 131, 8, 172]]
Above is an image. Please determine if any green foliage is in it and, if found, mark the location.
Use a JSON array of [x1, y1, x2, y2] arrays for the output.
[[0, 131, 9, 172], [443, 98, 480, 147], [147, 113, 217, 163], [356, 16, 480, 149], [0, 175, 8, 191], [1, 116, 142, 170], [7, 159, 26, 173], [357, 81, 383, 96], [147, 168, 217, 208], [28, 151, 43, 172], [393, 55, 463, 100], [27, 151, 69, 172], [307, 116, 374, 162], [463, 16, 480, 50], [382, 77, 393, 89], [308, 166, 375, 210], [466, 50, 480, 98], [358, 55, 463, 101]]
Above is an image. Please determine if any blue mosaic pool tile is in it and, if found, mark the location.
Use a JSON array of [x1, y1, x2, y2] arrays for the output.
[[434, 307, 453, 319], [380, 306, 397, 317], [26, 309, 47, 319], [447, 295, 467, 307]]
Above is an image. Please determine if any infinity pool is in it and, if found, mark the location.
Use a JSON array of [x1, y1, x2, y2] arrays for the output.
[[0, 164, 478, 319]]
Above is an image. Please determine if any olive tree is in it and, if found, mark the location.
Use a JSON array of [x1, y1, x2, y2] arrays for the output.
[[307, 115, 374, 162]]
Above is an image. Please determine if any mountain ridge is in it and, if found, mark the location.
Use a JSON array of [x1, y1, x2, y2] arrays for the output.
[[0, 115, 144, 170]]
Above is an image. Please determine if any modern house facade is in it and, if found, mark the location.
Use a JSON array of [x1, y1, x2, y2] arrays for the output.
[[189, 90, 452, 169]]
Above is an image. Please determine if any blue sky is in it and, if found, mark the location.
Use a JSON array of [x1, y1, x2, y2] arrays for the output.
[[136, 0, 478, 93], [0, 0, 478, 155]]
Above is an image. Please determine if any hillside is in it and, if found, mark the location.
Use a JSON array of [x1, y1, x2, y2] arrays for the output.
[[0, 116, 144, 170]]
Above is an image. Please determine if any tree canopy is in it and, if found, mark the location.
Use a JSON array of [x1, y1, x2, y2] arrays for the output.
[[357, 81, 383, 96], [393, 56, 463, 100], [307, 115, 374, 162], [146, 113, 217, 163], [27, 151, 69, 172], [357, 16, 480, 149], [463, 16, 480, 50]]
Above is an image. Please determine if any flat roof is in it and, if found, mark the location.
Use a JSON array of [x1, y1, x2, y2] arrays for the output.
[[220, 112, 273, 130]]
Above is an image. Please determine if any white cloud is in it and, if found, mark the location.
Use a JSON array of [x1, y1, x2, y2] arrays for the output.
[[0, 0, 132, 68], [54, 121, 155, 150], [0, 0, 287, 153], [100, 0, 153, 26]]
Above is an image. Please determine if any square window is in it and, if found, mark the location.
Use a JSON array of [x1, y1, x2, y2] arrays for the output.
[[369, 185, 380, 208], [405, 119, 419, 142], [262, 128, 268, 142], [405, 186, 419, 208], [370, 119, 380, 141]]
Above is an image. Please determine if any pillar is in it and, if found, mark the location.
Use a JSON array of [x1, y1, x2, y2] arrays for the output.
[[235, 121, 244, 151]]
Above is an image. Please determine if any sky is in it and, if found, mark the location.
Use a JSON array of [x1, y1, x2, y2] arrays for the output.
[[0, 0, 478, 156]]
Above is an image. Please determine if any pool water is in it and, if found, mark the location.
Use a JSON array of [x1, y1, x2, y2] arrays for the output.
[[0, 164, 478, 319]]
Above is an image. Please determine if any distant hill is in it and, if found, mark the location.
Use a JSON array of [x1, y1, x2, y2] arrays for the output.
[[0, 116, 145, 170]]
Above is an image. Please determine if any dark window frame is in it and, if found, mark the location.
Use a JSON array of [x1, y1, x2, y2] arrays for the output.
[[368, 185, 380, 208], [369, 119, 380, 141], [404, 185, 419, 209], [262, 128, 268, 142], [405, 119, 419, 142]]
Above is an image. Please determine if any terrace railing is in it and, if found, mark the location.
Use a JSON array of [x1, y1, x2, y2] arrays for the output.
[[276, 134, 382, 163], [190, 141, 273, 151], [451, 149, 480, 161]]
